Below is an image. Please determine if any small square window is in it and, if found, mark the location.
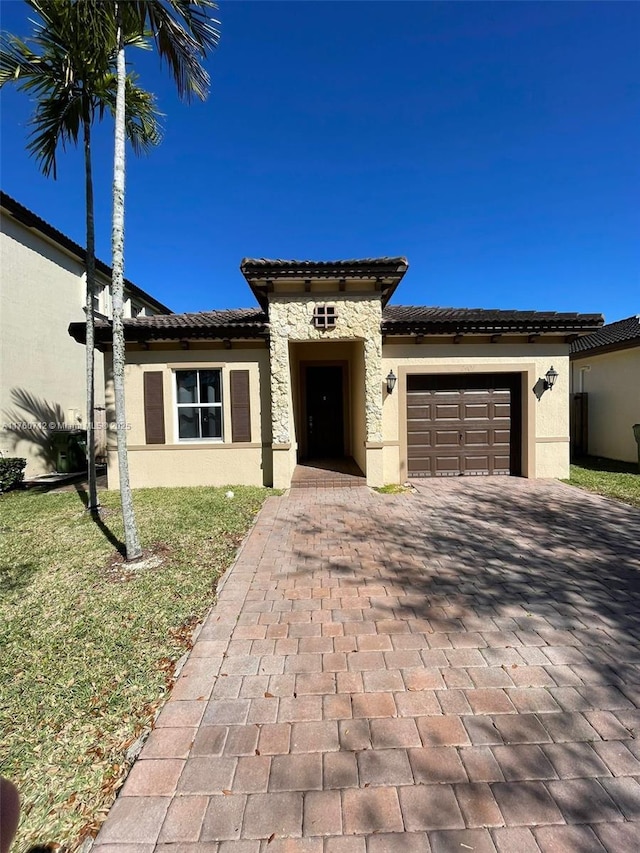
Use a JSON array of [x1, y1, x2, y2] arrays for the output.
[[312, 304, 337, 330]]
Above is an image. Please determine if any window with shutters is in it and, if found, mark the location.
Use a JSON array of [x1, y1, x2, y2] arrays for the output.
[[175, 369, 223, 441]]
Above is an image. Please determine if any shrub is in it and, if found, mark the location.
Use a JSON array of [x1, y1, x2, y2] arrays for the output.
[[0, 458, 27, 493]]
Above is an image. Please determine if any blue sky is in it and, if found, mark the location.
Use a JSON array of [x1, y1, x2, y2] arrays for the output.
[[1, 1, 638, 320]]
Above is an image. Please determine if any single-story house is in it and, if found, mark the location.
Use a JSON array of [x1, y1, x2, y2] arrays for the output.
[[570, 315, 640, 463], [70, 258, 603, 489]]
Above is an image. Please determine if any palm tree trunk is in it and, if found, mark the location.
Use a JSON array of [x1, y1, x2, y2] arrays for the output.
[[83, 96, 99, 513], [111, 1, 142, 560]]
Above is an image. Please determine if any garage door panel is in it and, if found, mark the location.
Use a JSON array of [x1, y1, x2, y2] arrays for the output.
[[493, 455, 511, 473], [434, 430, 460, 447], [463, 455, 491, 473], [406, 375, 517, 478], [407, 393, 433, 406], [408, 458, 436, 476], [465, 429, 490, 446], [407, 432, 433, 447], [464, 403, 490, 419], [407, 404, 432, 420], [434, 456, 462, 475], [434, 403, 462, 420]]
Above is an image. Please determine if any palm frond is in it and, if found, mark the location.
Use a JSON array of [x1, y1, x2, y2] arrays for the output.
[[123, 1, 220, 102], [2, 1, 161, 176], [97, 72, 163, 153], [27, 90, 84, 178]]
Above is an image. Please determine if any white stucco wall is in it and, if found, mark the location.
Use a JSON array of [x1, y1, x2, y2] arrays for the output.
[[572, 347, 640, 462], [0, 215, 105, 476]]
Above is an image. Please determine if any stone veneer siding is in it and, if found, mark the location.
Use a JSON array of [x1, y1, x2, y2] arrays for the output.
[[268, 295, 383, 445]]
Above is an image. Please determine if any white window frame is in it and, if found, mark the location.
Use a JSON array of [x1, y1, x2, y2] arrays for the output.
[[174, 368, 224, 443]]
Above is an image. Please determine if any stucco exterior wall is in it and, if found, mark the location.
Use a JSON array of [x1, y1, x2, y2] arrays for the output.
[[571, 347, 640, 462], [382, 343, 571, 481], [104, 347, 271, 489], [0, 207, 164, 478], [0, 215, 106, 476]]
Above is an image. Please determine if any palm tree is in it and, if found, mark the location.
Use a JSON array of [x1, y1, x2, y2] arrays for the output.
[[109, 1, 220, 560], [0, 0, 160, 516]]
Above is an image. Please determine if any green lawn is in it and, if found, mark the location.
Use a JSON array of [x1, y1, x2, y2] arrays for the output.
[[0, 484, 276, 851], [566, 457, 640, 508]]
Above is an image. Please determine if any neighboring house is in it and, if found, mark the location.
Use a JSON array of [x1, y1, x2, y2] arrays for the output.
[[0, 191, 171, 477], [570, 315, 640, 463], [70, 257, 602, 489]]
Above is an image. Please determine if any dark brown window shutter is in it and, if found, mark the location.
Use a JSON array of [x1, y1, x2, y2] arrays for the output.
[[144, 372, 166, 444], [230, 370, 251, 442]]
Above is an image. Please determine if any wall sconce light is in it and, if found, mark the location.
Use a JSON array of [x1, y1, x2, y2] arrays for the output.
[[386, 370, 397, 394], [544, 366, 559, 391]]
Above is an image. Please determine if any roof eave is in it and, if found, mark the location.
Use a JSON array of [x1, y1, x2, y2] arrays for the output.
[[241, 257, 409, 310], [69, 321, 268, 347], [2, 191, 172, 315], [571, 337, 640, 358], [382, 322, 605, 336]]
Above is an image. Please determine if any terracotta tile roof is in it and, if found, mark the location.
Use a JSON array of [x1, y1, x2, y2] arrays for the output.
[[1, 190, 172, 314], [70, 303, 603, 346], [125, 307, 266, 329], [69, 308, 267, 345], [383, 305, 603, 335], [241, 257, 410, 309], [570, 315, 640, 354], [240, 257, 409, 275]]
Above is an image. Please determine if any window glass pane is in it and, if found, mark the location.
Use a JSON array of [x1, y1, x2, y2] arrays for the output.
[[199, 370, 221, 404], [177, 371, 198, 404], [178, 407, 199, 439], [200, 406, 222, 439]]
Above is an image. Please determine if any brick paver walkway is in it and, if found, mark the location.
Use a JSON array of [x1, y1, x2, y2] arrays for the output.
[[93, 479, 640, 853]]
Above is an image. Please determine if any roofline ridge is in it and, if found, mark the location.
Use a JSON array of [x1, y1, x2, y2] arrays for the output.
[[1, 189, 172, 314]]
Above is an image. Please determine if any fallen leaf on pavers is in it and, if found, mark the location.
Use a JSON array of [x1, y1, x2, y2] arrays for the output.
[[255, 749, 261, 755], [222, 790, 232, 795], [264, 692, 274, 698], [267, 833, 275, 844]]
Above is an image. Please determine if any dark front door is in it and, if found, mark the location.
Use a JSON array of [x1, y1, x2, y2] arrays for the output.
[[305, 366, 344, 458]]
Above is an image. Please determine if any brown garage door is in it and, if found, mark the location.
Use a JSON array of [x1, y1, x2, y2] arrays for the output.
[[407, 374, 520, 477]]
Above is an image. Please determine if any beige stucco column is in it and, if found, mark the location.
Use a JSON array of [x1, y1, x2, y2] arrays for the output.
[[363, 330, 384, 486], [269, 309, 297, 489]]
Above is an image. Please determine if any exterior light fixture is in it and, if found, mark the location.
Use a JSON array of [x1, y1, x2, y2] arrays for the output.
[[544, 366, 559, 391], [386, 370, 397, 394]]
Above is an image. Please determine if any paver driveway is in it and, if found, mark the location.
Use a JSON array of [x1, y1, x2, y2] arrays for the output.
[[93, 479, 640, 853]]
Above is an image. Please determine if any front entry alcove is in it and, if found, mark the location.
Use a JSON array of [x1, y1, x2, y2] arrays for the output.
[[290, 340, 367, 477]]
